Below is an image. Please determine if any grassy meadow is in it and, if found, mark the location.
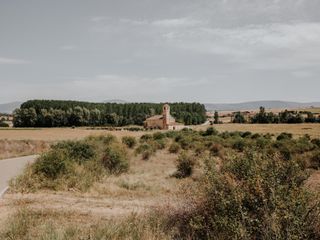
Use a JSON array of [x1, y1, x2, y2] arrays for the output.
[[0, 127, 320, 239]]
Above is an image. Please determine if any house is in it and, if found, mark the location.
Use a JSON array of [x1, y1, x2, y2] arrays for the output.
[[144, 104, 183, 130]]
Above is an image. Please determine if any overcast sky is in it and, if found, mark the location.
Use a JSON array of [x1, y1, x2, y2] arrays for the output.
[[0, 0, 320, 104]]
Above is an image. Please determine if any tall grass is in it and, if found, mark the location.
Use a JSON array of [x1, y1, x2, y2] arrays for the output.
[[0, 208, 172, 240]]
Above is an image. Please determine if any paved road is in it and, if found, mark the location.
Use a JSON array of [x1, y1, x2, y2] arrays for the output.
[[0, 155, 38, 197]]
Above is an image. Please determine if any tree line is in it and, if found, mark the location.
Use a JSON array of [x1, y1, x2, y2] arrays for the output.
[[232, 107, 320, 124], [13, 100, 207, 127]]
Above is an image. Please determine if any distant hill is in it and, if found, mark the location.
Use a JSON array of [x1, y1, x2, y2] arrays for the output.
[[205, 101, 320, 111], [0, 101, 22, 114]]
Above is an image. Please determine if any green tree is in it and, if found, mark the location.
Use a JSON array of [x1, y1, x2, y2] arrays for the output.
[[214, 111, 219, 124]]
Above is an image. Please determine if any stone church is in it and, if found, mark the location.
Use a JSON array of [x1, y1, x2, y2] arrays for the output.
[[144, 104, 183, 130]]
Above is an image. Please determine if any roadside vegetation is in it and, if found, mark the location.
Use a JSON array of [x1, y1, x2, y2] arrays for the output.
[[2, 127, 320, 239], [10, 135, 129, 192]]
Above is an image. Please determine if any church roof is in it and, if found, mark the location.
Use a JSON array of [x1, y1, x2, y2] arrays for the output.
[[145, 115, 163, 120]]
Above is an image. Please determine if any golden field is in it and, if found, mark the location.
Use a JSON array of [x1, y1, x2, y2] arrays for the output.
[[1, 124, 320, 142], [195, 123, 320, 138], [0, 128, 146, 141]]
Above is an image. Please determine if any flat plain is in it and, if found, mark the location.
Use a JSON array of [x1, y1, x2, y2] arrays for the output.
[[1, 124, 320, 142]]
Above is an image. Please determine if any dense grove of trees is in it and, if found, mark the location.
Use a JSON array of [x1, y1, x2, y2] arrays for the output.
[[13, 100, 207, 127], [249, 107, 320, 124]]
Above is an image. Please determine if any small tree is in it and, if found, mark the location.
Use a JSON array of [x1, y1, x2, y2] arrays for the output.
[[214, 111, 219, 124], [232, 112, 246, 123]]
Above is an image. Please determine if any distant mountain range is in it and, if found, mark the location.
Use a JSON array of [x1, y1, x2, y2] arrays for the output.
[[205, 101, 320, 111], [0, 102, 22, 114]]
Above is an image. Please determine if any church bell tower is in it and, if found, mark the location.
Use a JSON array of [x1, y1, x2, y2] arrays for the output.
[[162, 104, 170, 129]]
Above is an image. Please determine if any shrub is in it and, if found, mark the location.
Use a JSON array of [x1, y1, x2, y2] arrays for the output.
[[277, 132, 293, 141], [169, 142, 181, 154], [101, 144, 129, 174], [171, 151, 319, 239], [255, 137, 270, 149], [52, 141, 95, 164], [311, 138, 320, 148], [136, 143, 155, 160], [152, 132, 166, 140], [173, 152, 195, 178], [309, 151, 320, 169], [203, 127, 218, 136], [122, 136, 137, 148], [140, 134, 153, 142], [156, 139, 167, 150], [232, 138, 246, 151], [295, 136, 315, 153], [0, 121, 9, 127], [176, 135, 193, 150], [210, 143, 223, 157], [251, 133, 261, 139], [240, 131, 252, 138], [33, 150, 68, 179]]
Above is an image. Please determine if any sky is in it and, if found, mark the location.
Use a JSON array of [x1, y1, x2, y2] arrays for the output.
[[0, 0, 320, 104]]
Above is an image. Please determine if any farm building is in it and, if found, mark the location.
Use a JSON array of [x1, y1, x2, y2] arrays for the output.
[[144, 104, 183, 130]]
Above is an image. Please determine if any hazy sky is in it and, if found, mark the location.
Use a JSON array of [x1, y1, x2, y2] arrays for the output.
[[1, 0, 320, 103]]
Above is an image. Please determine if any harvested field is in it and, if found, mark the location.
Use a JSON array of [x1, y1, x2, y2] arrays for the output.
[[1, 124, 320, 142], [0, 140, 49, 160], [195, 123, 320, 138], [0, 128, 146, 141]]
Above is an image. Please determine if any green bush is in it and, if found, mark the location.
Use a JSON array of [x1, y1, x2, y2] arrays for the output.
[[210, 143, 223, 157], [152, 132, 166, 140], [135, 143, 155, 160], [311, 138, 320, 148], [33, 150, 68, 179], [251, 133, 261, 139], [310, 151, 320, 169], [52, 141, 95, 164], [122, 136, 137, 148], [203, 127, 218, 136], [255, 137, 270, 149], [102, 144, 129, 174], [171, 151, 319, 239], [240, 131, 252, 138], [140, 134, 153, 142], [168, 142, 181, 154], [154, 139, 167, 150], [277, 132, 293, 141], [0, 121, 9, 127], [173, 152, 195, 178], [232, 138, 246, 151]]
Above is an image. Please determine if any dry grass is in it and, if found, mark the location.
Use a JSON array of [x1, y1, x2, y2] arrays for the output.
[[0, 148, 188, 238], [0, 140, 50, 160], [0, 128, 146, 141], [194, 123, 320, 138], [1, 124, 320, 142]]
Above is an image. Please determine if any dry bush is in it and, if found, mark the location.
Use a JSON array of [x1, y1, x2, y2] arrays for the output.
[[169, 150, 320, 239]]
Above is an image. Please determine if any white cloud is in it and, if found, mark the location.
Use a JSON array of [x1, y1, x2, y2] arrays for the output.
[[160, 22, 320, 70], [60, 45, 77, 50], [0, 57, 30, 64], [152, 18, 203, 28]]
